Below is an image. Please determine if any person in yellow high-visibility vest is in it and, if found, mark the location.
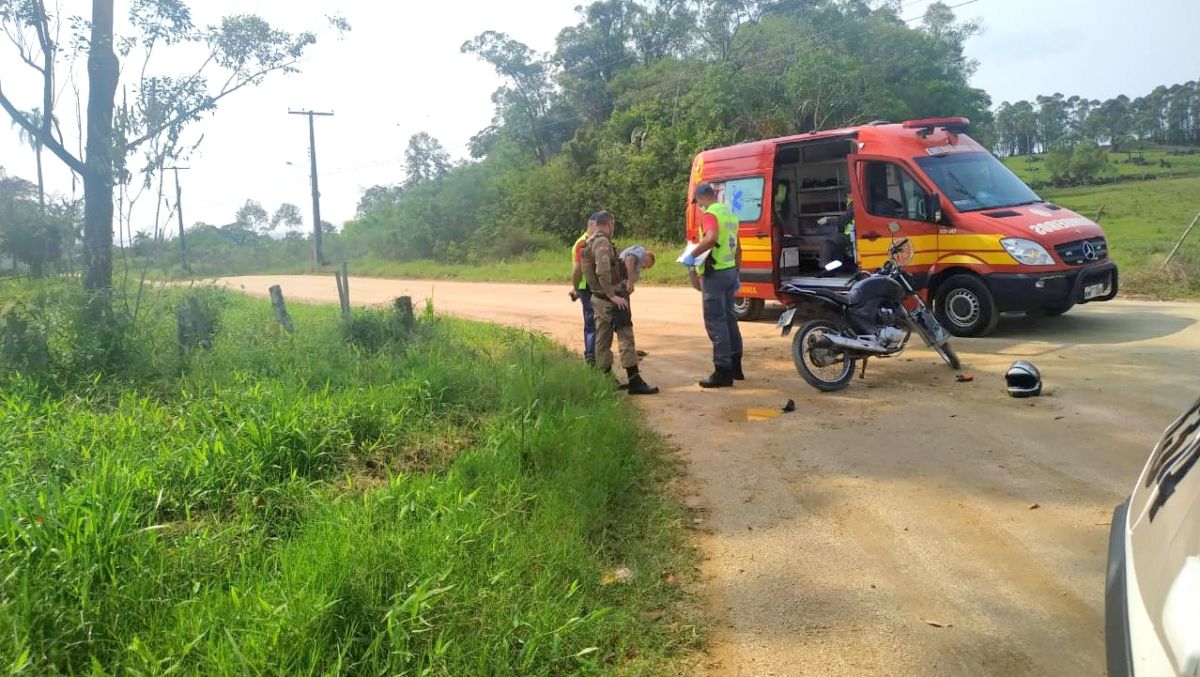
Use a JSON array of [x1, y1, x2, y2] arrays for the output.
[[569, 215, 599, 363], [682, 182, 744, 388]]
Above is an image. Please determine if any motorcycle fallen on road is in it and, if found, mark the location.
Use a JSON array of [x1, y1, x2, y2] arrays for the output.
[[778, 228, 961, 392]]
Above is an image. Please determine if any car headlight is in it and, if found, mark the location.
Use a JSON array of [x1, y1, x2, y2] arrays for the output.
[[1001, 238, 1055, 266]]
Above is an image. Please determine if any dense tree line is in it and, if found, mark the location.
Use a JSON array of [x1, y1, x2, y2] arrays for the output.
[[991, 82, 1200, 157], [0, 167, 77, 278], [345, 0, 989, 259]]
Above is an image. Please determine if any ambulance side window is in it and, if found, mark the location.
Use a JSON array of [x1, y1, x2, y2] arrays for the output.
[[714, 177, 765, 222], [864, 162, 927, 221]]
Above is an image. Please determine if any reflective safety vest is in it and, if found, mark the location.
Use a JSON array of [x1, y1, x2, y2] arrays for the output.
[[703, 202, 739, 272], [572, 232, 589, 290]]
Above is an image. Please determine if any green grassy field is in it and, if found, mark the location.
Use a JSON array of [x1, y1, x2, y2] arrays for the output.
[[1003, 147, 1200, 185], [0, 284, 700, 674], [1003, 148, 1200, 298]]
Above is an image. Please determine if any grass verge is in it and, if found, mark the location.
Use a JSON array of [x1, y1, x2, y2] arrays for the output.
[[0, 284, 701, 674]]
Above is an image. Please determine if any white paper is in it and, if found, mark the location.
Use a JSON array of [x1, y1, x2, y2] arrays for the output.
[[676, 242, 710, 266]]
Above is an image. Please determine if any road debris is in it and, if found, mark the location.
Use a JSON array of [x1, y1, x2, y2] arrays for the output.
[[601, 567, 634, 585], [923, 619, 952, 628], [782, 399, 796, 413]]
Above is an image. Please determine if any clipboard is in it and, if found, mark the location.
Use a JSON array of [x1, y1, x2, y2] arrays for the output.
[[677, 242, 710, 267]]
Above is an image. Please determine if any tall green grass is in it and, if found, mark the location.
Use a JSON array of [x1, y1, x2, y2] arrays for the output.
[[0, 285, 699, 674]]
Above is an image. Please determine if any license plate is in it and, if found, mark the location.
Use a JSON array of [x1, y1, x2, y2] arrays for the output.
[[778, 307, 797, 328], [1084, 277, 1110, 300]]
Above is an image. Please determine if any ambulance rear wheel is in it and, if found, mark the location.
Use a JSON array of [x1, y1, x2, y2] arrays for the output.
[[733, 297, 765, 322], [934, 274, 999, 337]]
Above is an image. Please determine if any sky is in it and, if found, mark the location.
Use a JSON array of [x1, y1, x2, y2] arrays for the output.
[[0, 0, 1198, 236]]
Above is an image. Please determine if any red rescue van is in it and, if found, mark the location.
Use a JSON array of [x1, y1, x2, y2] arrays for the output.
[[684, 118, 1119, 337]]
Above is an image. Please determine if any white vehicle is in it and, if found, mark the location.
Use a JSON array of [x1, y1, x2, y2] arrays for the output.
[[1107, 397, 1200, 676]]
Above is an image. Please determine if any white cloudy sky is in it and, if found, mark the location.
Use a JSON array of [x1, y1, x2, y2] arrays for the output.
[[1, 0, 1197, 234]]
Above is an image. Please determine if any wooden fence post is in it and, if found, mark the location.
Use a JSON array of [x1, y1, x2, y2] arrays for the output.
[[269, 285, 295, 333], [1163, 212, 1200, 268], [335, 262, 351, 321], [393, 296, 414, 328]]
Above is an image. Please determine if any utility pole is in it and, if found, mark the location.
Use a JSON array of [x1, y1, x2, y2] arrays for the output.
[[288, 109, 334, 266], [165, 166, 189, 273]]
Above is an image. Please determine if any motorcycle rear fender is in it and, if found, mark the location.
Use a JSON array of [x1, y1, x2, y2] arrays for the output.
[[778, 292, 845, 337]]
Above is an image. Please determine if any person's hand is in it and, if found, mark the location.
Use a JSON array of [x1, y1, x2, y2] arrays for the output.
[[681, 253, 697, 267], [568, 288, 579, 302], [626, 281, 636, 295], [611, 296, 630, 310]]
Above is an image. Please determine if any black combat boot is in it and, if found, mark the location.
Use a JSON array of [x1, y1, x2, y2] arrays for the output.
[[699, 366, 734, 389], [732, 353, 745, 381], [625, 367, 659, 395]]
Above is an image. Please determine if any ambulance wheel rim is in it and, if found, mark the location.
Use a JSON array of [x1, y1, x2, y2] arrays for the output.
[[945, 289, 981, 328]]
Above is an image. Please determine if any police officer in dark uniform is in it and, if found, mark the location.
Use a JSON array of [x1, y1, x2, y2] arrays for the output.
[[582, 211, 658, 396]]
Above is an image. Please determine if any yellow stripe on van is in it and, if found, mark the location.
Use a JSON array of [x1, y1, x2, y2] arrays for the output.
[[938, 253, 1018, 266], [939, 234, 1006, 251], [860, 252, 940, 268], [740, 250, 773, 263]]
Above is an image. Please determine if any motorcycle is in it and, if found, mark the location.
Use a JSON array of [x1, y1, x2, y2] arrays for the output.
[[777, 224, 961, 392]]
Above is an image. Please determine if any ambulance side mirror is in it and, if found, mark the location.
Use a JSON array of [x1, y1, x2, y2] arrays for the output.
[[924, 192, 944, 224]]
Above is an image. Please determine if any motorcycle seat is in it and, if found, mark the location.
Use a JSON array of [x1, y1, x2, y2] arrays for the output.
[[798, 288, 851, 306]]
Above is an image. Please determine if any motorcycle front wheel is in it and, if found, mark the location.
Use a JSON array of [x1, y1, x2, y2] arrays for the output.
[[791, 320, 856, 392]]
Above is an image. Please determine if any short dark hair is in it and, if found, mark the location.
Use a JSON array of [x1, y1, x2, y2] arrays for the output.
[[594, 211, 614, 226]]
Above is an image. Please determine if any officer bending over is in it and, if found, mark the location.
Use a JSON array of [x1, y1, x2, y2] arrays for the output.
[[582, 212, 659, 396]]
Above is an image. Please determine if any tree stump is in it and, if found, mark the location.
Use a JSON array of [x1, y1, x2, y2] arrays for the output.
[[393, 296, 415, 328], [176, 296, 212, 358], [269, 285, 294, 333]]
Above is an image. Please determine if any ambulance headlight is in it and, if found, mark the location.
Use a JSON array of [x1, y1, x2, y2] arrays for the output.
[[1001, 238, 1055, 266]]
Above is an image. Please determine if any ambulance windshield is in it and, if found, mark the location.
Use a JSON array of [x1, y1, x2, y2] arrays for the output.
[[915, 152, 1041, 212]]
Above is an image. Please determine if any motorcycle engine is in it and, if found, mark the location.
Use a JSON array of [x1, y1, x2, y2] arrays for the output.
[[876, 326, 905, 348]]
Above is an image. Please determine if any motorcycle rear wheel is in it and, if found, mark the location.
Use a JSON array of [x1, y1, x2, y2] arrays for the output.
[[791, 320, 856, 392]]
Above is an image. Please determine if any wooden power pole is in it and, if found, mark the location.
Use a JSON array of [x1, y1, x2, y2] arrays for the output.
[[288, 109, 334, 266], [165, 166, 189, 273]]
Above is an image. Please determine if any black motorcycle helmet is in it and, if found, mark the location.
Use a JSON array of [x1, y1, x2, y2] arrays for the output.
[[1006, 360, 1042, 398]]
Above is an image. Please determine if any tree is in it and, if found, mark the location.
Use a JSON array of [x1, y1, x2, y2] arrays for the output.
[[1070, 140, 1108, 183], [355, 184, 404, 217], [461, 31, 559, 163], [403, 132, 451, 187], [270, 202, 303, 234], [235, 199, 269, 234], [8, 107, 47, 211], [0, 168, 67, 277], [0, 0, 343, 319]]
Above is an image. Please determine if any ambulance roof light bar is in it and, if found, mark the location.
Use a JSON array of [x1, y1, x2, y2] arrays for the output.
[[903, 117, 971, 137]]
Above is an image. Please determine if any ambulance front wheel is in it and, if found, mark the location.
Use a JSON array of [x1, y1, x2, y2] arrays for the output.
[[733, 297, 765, 322], [934, 274, 999, 337]]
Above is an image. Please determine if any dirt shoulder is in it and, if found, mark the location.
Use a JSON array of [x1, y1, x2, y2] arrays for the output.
[[216, 275, 1200, 676]]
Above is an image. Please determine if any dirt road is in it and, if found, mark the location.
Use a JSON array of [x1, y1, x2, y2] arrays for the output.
[[218, 275, 1200, 676]]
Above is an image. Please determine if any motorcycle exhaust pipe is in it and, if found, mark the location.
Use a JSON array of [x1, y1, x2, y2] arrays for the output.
[[815, 333, 890, 354]]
